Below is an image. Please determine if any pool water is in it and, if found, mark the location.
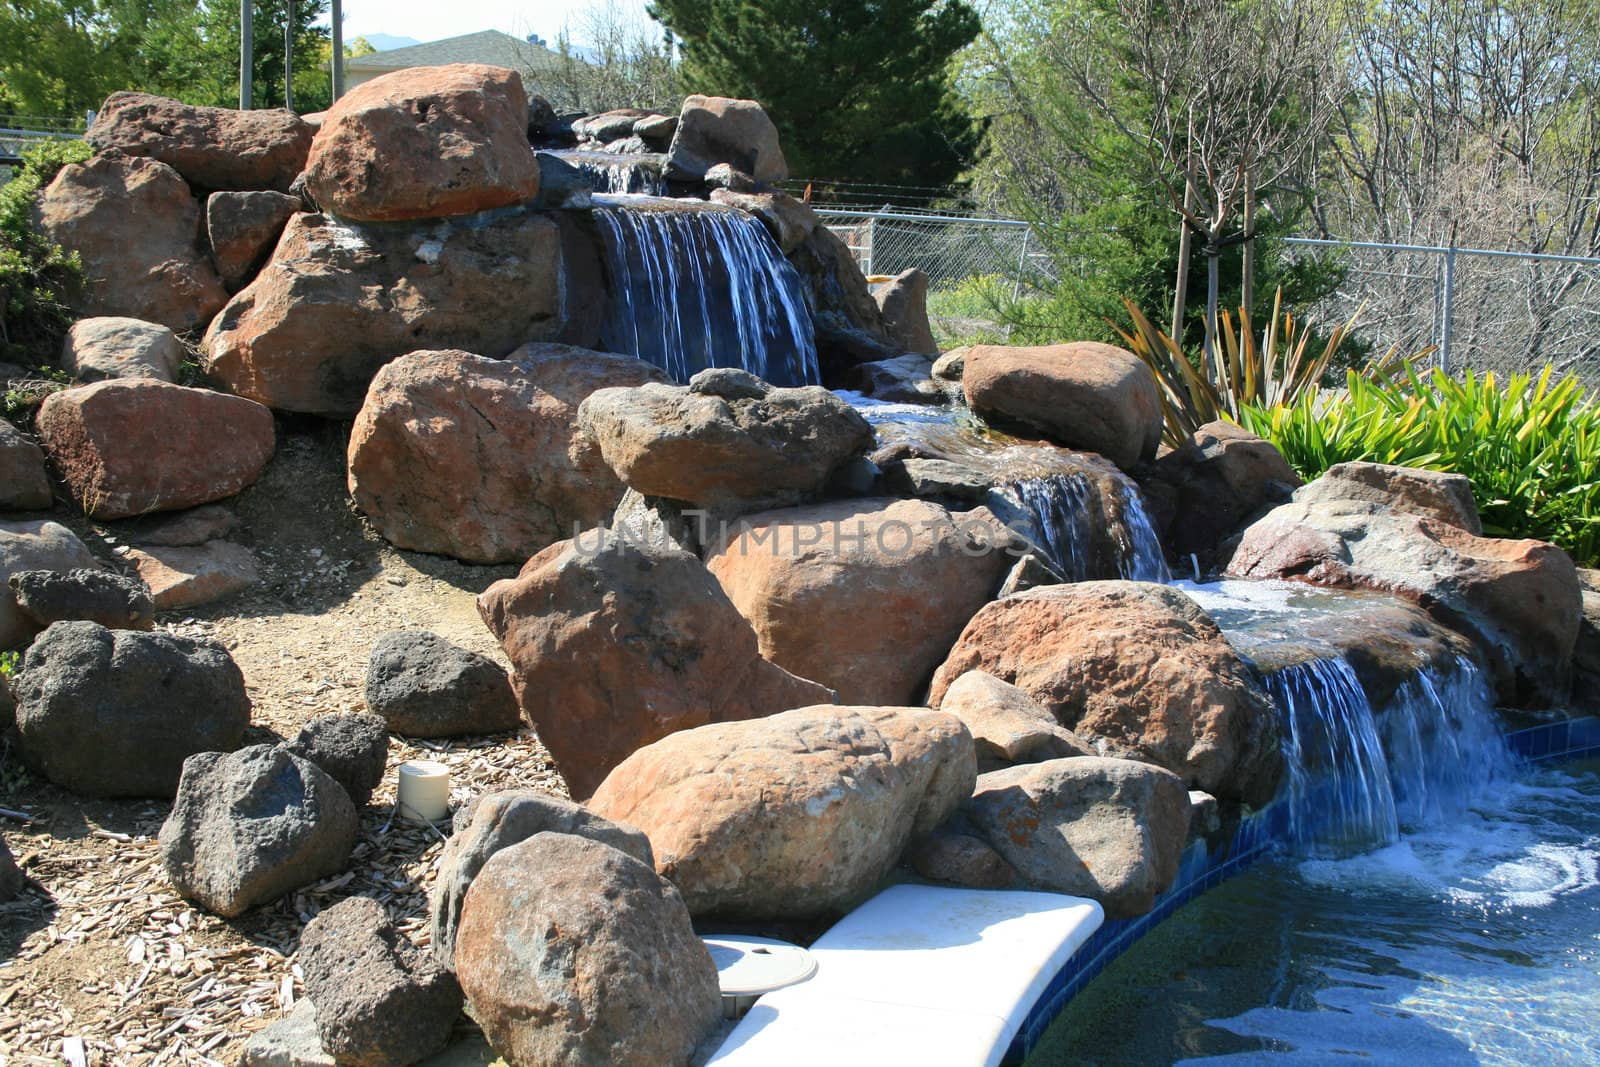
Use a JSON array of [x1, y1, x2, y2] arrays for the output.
[[1025, 759, 1600, 1065]]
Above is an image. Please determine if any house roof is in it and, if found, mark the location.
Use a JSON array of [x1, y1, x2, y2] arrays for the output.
[[344, 30, 565, 73]]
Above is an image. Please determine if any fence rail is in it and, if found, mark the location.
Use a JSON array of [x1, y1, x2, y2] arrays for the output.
[[814, 207, 1600, 384]]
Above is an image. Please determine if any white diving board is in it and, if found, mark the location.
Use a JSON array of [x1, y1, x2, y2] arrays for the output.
[[706, 884, 1105, 1067]]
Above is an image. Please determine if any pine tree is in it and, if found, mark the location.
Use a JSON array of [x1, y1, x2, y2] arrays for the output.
[[648, 0, 982, 192]]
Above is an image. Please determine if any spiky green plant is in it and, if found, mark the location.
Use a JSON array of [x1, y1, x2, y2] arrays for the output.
[[1116, 289, 1382, 448], [1241, 362, 1600, 565]]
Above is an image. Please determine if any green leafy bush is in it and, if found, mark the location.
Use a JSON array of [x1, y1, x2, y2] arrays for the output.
[[1, 138, 92, 365], [1241, 363, 1600, 565]]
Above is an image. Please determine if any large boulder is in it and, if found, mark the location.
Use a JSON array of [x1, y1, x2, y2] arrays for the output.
[[928, 581, 1282, 805], [32, 154, 229, 331], [937, 669, 1093, 767], [787, 225, 897, 374], [588, 704, 976, 919], [454, 833, 720, 1067], [704, 498, 1013, 704], [963, 756, 1192, 918], [206, 190, 301, 291], [363, 630, 520, 738], [664, 95, 787, 184], [305, 64, 541, 221], [1294, 460, 1482, 534], [873, 268, 938, 355], [431, 790, 654, 971], [478, 531, 834, 797], [347, 346, 665, 563], [0, 520, 99, 648], [60, 317, 184, 383], [159, 745, 358, 917], [298, 897, 461, 1067], [1226, 464, 1581, 708], [0, 418, 51, 510], [962, 342, 1162, 469], [708, 189, 817, 254], [12, 621, 250, 796], [203, 210, 572, 416], [8, 568, 154, 631], [577, 372, 873, 512], [1141, 420, 1301, 560], [35, 380, 275, 519], [87, 92, 313, 192]]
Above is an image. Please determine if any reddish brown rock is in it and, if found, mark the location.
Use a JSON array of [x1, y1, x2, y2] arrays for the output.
[[1294, 461, 1482, 534], [928, 581, 1282, 805], [1142, 420, 1302, 560], [60, 317, 184, 383], [576, 375, 872, 511], [203, 210, 569, 416], [454, 833, 720, 1067], [964, 756, 1192, 918], [35, 381, 274, 520], [665, 95, 788, 183], [963, 342, 1162, 469], [874, 268, 938, 355], [305, 64, 540, 221], [32, 155, 228, 332], [347, 346, 666, 564], [588, 704, 976, 918], [705, 498, 1013, 705], [937, 669, 1093, 767], [205, 190, 300, 291], [126, 541, 259, 610], [1226, 486, 1580, 708], [87, 92, 313, 192], [708, 189, 817, 254], [478, 531, 835, 798]]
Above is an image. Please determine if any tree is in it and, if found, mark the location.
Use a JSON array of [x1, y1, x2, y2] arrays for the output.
[[540, 1, 681, 113], [965, 0, 1345, 347], [647, 0, 982, 190]]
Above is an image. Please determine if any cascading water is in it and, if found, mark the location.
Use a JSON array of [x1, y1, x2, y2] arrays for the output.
[[1262, 653, 1514, 853], [576, 159, 667, 196], [1007, 473, 1170, 583], [593, 200, 821, 387]]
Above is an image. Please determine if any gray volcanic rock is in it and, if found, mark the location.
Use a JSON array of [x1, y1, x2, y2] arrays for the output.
[[364, 631, 520, 738], [159, 745, 357, 917], [298, 897, 462, 1067], [60, 317, 185, 383], [13, 621, 249, 797], [9, 568, 154, 631], [0, 418, 51, 511], [286, 712, 389, 807]]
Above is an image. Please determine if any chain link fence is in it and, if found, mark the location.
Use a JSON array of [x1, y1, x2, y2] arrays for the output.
[[813, 207, 1600, 384]]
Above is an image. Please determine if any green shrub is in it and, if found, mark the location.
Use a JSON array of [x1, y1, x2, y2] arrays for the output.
[[1241, 363, 1600, 565], [0, 138, 92, 365]]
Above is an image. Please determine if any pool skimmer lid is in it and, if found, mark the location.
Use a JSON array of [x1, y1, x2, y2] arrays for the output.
[[701, 934, 817, 1018]]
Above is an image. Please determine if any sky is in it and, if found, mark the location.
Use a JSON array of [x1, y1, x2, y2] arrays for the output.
[[335, 0, 654, 51]]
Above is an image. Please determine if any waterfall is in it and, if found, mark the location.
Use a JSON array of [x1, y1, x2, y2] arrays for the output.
[[1007, 473, 1170, 583], [576, 159, 667, 196], [1263, 655, 1514, 853], [594, 203, 821, 387]]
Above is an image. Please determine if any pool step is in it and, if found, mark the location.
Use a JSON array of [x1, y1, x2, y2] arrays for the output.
[[706, 884, 1104, 1067]]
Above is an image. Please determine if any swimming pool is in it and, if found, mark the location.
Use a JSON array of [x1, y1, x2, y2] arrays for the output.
[[1025, 758, 1600, 1065]]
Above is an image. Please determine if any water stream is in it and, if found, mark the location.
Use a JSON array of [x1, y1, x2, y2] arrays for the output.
[[594, 197, 820, 386], [1025, 579, 1595, 1064]]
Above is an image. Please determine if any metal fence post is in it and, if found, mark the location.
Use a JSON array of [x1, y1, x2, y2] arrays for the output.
[[240, 0, 253, 109], [1012, 229, 1031, 301], [1439, 243, 1456, 374]]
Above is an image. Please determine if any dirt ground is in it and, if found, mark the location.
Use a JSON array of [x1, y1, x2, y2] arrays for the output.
[[0, 418, 566, 1064]]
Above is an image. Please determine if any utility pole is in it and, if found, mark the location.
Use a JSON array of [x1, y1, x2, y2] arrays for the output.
[[330, 0, 345, 102], [284, 0, 294, 111], [240, 0, 253, 108]]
